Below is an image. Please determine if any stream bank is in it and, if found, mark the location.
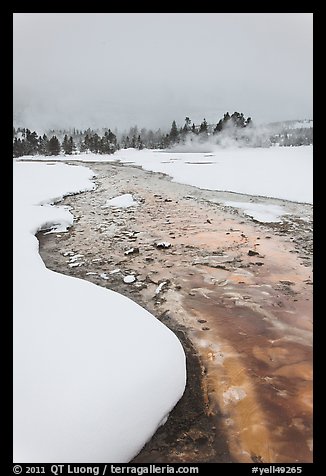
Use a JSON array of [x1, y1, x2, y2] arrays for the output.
[[36, 160, 313, 463]]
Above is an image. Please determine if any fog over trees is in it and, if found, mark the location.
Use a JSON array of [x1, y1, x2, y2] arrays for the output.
[[13, 112, 313, 158]]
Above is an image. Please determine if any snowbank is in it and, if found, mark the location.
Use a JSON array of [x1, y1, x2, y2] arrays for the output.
[[13, 161, 186, 463], [17, 145, 313, 203]]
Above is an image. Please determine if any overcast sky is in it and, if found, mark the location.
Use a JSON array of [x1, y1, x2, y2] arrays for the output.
[[13, 13, 313, 132]]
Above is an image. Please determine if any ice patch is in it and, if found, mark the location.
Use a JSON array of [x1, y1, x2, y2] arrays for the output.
[[103, 193, 138, 208], [155, 281, 168, 295], [224, 201, 287, 223]]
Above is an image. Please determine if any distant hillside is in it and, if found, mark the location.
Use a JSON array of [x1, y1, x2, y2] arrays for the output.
[[260, 119, 313, 146], [266, 119, 313, 130]]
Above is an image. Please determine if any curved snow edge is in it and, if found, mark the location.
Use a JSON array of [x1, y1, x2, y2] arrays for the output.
[[13, 162, 187, 463]]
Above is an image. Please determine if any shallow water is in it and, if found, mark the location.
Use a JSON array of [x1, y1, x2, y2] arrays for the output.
[[37, 161, 313, 463]]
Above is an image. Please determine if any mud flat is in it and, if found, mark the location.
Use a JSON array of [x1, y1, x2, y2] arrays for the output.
[[36, 160, 313, 463]]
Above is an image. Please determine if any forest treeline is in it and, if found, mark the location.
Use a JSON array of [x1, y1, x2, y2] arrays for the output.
[[13, 112, 313, 158]]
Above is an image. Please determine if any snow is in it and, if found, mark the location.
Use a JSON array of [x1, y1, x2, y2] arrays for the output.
[[156, 241, 172, 249], [17, 145, 313, 203], [289, 120, 313, 129], [124, 247, 138, 255], [223, 201, 287, 223], [155, 282, 168, 295], [123, 275, 136, 284], [111, 147, 313, 204], [16, 152, 119, 163], [67, 254, 84, 262], [110, 268, 121, 274], [68, 261, 83, 267], [103, 193, 139, 208], [13, 161, 186, 463]]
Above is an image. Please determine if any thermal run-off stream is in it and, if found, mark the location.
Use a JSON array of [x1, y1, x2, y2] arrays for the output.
[[36, 161, 312, 463]]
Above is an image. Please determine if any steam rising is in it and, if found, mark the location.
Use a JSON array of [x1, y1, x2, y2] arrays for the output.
[[167, 121, 313, 152]]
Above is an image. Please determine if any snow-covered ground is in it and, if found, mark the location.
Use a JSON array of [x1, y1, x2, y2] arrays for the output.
[[13, 161, 186, 463], [289, 120, 313, 129], [17, 145, 313, 204], [112, 147, 313, 204]]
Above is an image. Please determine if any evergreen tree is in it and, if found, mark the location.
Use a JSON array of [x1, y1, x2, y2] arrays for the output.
[[83, 134, 91, 152], [87, 133, 100, 153], [47, 136, 61, 156], [169, 120, 179, 144], [80, 138, 88, 153], [99, 130, 117, 154], [230, 112, 246, 128], [223, 112, 231, 123], [107, 129, 117, 149], [68, 136, 76, 154], [199, 118, 208, 134], [38, 134, 49, 155], [214, 119, 223, 134], [131, 134, 137, 148], [184, 117, 191, 132], [12, 111, 259, 157], [25, 130, 39, 155], [13, 138, 25, 158], [161, 134, 171, 149], [214, 112, 251, 134], [120, 135, 127, 149], [100, 133, 109, 154], [62, 135, 70, 154], [137, 135, 144, 150]]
